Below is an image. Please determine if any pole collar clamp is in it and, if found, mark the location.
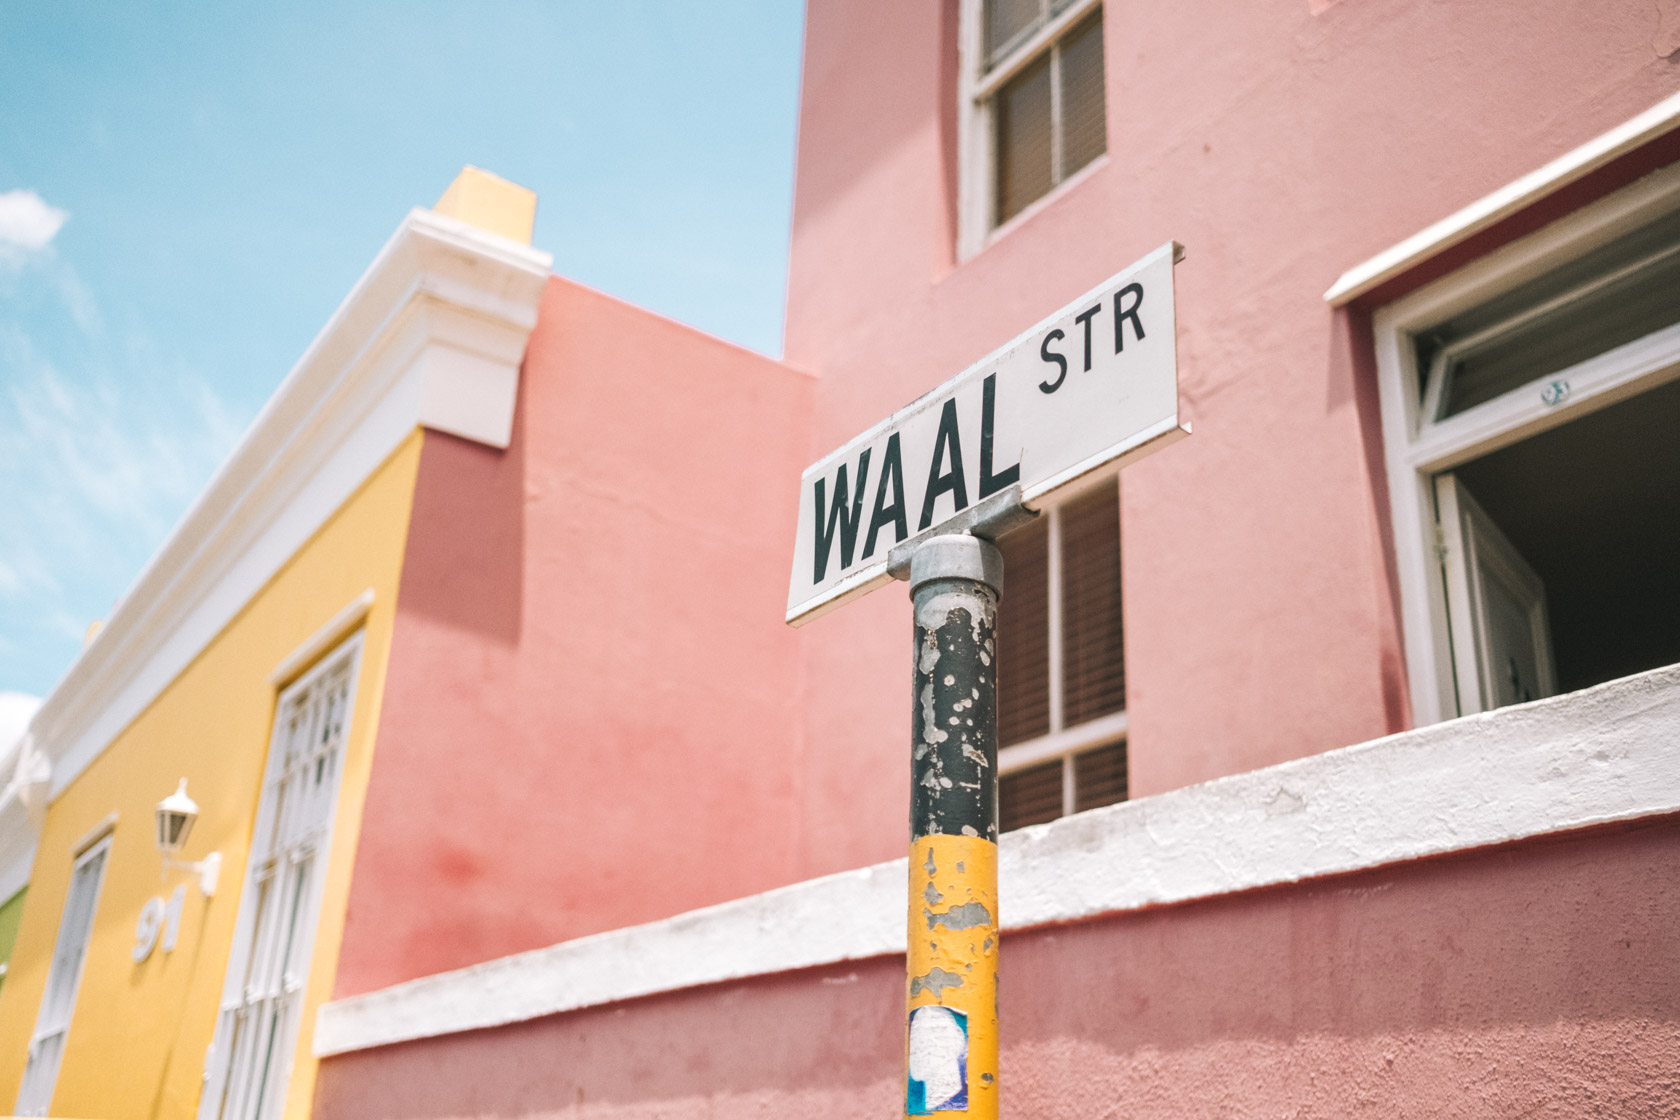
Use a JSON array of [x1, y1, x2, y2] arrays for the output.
[[907, 534, 1005, 596]]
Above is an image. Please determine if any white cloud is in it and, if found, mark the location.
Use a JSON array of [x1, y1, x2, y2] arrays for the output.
[[0, 190, 68, 256], [0, 334, 242, 545], [0, 272, 247, 695]]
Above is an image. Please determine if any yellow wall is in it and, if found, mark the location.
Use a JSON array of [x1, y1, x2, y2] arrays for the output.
[[0, 430, 423, 1120], [433, 165, 537, 245]]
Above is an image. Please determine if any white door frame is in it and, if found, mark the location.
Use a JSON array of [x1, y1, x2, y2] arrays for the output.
[[1372, 159, 1680, 726]]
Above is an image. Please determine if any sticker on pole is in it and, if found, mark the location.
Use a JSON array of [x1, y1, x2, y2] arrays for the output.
[[907, 1005, 968, 1114], [786, 241, 1185, 625]]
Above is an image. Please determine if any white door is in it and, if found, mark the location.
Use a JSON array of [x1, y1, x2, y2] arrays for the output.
[[199, 634, 361, 1120], [1435, 473, 1558, 715], [15, 835, 111, 1117]]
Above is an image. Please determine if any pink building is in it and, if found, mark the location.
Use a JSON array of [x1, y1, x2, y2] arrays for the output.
[[309, 1, 1679, 1115]]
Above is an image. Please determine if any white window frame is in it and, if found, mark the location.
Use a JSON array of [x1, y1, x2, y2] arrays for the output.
[[997, 473, 1128, 819], [956, 0, 1106, 260], [15, 828, 113, 1117], [198, 631, 363, 1120], [1373, 158, 1680, 726]]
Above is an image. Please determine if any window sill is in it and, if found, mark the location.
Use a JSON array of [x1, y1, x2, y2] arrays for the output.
[[961, 153, 1110, 265]]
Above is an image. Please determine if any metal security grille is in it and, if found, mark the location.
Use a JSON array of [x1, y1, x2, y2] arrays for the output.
[[200, 640, 358, 1120], [996, 478, 1127, 832], [15, 836, 110, 1117]]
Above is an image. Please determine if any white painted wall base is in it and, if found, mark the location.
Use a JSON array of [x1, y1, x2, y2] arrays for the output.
[[313, 661, 1680, 1058]]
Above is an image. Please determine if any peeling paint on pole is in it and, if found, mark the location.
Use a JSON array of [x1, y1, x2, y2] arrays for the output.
[[906, 534, 1003, 1118]]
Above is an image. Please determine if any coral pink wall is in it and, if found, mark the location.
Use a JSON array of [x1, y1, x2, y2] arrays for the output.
[[333, 278, 815, 995], [782, 0, 1680, 859], [334, 0, 1680, 999], [314, 816, 1680, 1117]]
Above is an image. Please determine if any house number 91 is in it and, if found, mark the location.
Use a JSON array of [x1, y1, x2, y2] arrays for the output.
[[132, 884, 188, 963]]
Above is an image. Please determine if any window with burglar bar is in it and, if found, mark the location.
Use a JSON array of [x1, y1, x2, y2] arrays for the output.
[[959, 0, 1107, 253], [994, 477, 1128, 832], [199, 636, 359, 1120], [15, 835, 110, 1117]]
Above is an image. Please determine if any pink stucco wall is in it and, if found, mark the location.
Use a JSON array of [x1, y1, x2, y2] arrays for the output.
[[782, 0, 1680, 865], [314, 816, 1680, 1117], [333, 277, 815, 995], [333, 0, 1680, 1004]]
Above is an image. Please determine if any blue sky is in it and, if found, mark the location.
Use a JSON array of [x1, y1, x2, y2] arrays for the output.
[[0, 1, 806, 698]]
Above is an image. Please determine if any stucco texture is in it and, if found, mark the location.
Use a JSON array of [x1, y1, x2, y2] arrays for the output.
[[781, 0, 1680, 881], [333, 277, 817, 995], [313, 816, 1680, 1117]]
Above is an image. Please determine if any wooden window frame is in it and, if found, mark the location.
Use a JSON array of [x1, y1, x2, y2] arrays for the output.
[[997, 473, 1127, 823], [1372, 159, 1680, 726], [956, 0, 1106, 259], [16, 830, 113, 1117]]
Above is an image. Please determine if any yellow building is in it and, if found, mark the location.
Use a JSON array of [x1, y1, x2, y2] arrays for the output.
[[0, 169, 547, 1120]]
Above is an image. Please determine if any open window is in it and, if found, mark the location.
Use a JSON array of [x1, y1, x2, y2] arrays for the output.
[[1374, 159, 1680, 723], [994, 476, 1128, 831]]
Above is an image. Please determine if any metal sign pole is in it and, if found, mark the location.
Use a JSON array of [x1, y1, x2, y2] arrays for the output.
[[783, 244, 1185, 1116], [903, 532, 1004, 1119]]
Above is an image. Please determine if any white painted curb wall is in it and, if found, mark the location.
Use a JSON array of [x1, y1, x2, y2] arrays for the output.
[[314, 662, 1680, 1058]]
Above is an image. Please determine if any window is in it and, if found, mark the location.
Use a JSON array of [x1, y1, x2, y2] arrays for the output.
[[994, 477, 1128, 831], [959, 0, 1107, 252], [16, 834, 111, 1117], [1374, 159, 1680, 724], [200, 635, 361, 1120]]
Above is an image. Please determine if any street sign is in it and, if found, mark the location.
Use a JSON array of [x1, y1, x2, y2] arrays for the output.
[[786, 240, 1185, 625]]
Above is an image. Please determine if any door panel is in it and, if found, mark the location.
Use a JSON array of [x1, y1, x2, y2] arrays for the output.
[[1435, 473, 1558, 715]]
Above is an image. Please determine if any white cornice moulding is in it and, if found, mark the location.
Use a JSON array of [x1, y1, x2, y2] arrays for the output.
[[1324, 89, 1680, 305], [314, 662, 1680, 1058], [0, 733, 51, 898], [23, 211, 551, 803], [0, 840, 35, 905]]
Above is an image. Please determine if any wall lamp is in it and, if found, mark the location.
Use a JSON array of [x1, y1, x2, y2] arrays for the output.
[[155, 779, 221, 897]]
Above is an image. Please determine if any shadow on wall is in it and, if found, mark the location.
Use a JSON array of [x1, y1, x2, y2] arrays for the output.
[[395, 359, 530, 646], [1328, 304, 1409, 735], [312, 816, 1680, 1118]]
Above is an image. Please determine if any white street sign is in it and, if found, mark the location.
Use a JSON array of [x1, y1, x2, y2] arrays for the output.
[[787, 241, 1185, 625]]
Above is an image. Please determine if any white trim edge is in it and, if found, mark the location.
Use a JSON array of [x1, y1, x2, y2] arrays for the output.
[[21, 211, 551, 803], [1323, 89, 1680, 305], [0, 840, 35, 905], [314, 660, 1680, 1058], [269, 591, 375, 686]]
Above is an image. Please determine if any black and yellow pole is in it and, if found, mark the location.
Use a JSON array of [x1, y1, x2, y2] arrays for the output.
[[904, 532, 1003, 1119]]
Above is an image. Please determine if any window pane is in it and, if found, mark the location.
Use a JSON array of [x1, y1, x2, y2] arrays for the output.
[[1060, 479, 1125, 725], [1000, 758, 1064, 831], [1058, 11, 1106, 179], [1424, 204, 1680, 418], [995, 54, 1054, 226], [1073, 741, 1128, 812], [996, 518, 1051, 746], [984, 0, 1042, 67]]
